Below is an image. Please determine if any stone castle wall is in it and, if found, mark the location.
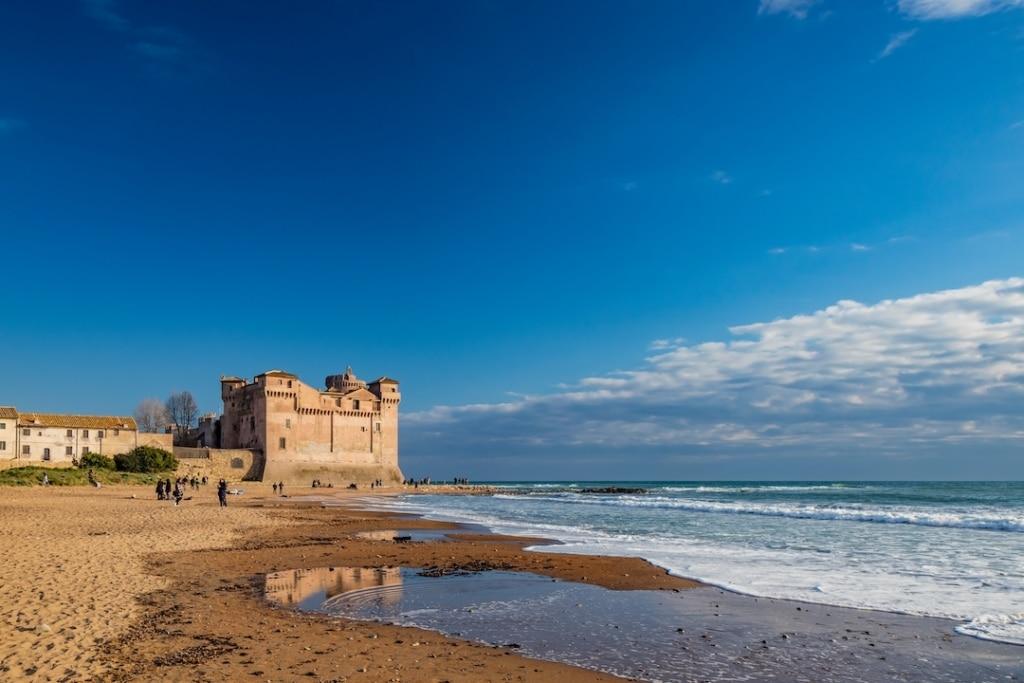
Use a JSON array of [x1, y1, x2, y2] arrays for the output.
[[173, 447, 264, 481]]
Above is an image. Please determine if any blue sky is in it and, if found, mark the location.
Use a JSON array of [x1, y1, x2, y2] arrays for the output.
[[2, 0, 1023, 479]]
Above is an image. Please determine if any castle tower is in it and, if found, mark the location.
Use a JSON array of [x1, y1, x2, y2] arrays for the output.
[[325, 366, 368, 393]]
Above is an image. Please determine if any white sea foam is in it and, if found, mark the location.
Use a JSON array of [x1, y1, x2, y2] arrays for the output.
[[368, 490, 1024, 646], [955, 613, 1024, 645], [489, 493, 1024, 532]]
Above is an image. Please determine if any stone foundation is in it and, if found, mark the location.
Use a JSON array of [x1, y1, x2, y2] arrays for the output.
[[260, 461, 403, 487]]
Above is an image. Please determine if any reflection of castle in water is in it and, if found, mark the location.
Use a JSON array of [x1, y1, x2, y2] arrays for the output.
[[264, 566, 403, 608]]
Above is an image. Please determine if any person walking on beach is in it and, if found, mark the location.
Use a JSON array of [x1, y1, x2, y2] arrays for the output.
[[172, 481, 183, 506], [278, 481, 284, 496], [156, 480, 165, 500], [217, 479, 228, 507], [272, 482, 278, 495]]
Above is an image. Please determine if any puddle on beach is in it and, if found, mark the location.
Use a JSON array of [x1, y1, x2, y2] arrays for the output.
[[354, 529, 452, 542], [264, 567, 1023, 683]]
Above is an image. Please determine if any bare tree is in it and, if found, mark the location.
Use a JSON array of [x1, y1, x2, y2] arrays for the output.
[[134, 398, 169, 433], [165, 391, 199, 442]]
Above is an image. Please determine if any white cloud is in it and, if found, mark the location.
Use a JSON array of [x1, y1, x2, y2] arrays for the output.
[[407, 278, 1024, 455], [850, 242, 871, 251], [898, 0, 1024, 19], [711, 170, 733, 185], [82, 1, 193, 66], [877, 29, 918, 59], [758, 0, 820, 18]]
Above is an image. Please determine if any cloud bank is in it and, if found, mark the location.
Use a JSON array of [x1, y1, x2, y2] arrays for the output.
[[407, 279, 1024, 461], [898, 0, 1024, 19]]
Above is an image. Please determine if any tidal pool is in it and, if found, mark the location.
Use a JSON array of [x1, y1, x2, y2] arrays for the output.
[[264, 567, 1023, 683]]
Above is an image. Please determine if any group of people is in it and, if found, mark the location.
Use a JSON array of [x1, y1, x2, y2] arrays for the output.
[[404, 477, 432, 488], [155, 478, 184, 505], [310, 479, 333, 489], [156, 475, 228, 507], [369, 478, 386, 489], [271, 481, 285, 495]]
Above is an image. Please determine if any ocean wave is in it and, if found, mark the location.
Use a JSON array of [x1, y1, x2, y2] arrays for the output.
[[954, 613, 1024, 646], [489, 493, 1024, 532], [660, 484, 865, 493]]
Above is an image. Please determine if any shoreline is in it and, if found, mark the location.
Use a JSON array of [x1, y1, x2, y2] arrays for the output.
[[344, 488, 1024, 643], [2, 484, 1021, 682]]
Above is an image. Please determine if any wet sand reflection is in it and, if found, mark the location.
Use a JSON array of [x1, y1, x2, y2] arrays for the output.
[[265, 566, 403, 610]]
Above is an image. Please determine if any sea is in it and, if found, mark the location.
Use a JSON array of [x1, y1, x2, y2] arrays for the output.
[[368, 481, 1024, 646]]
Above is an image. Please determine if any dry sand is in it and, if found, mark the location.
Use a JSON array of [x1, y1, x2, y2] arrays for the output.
[[0, 486, 284, 681], [0, 484, 696, 682]]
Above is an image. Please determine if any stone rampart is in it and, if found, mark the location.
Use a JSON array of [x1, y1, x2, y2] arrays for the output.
[[173, 447, 263, 481]]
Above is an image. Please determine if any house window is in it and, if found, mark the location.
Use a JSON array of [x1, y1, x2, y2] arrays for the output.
[[0, 422, 5, 429], [43, 448, 51, 461], [83, 429, 89, 438], [98, 430, 104, 438], [22, 445, 30, 455], [113, 429, 119, 436], [23, 428, 30, 436], [82, 447, 90, 455], [65, 446, 73, 456], [66, 429, 73, 437], [278, 437, 286, 449], [0, 441, 5, 450]]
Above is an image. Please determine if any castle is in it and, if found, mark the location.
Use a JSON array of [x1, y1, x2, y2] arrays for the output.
[[217, 367, 402, 484]]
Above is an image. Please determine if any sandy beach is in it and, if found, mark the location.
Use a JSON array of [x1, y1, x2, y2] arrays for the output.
[[2, 483, 1020, 683], [0, 484, 694, 682]]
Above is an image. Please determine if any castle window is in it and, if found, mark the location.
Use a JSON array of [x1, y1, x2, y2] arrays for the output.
[[278, 437, 286, 449], [66, 429, 73, 437], [352, 400, 360, 410], [287, 380, 292, 388], [285, 419, 291, 428], [65, 446, 73, 456], [43, 448, 51, 461], [0, 441, 5, 450], [335, 398, 341, 407], [22, 445, 30, 455], [23, 428, 30, 436], [375, 422, 381, 432]]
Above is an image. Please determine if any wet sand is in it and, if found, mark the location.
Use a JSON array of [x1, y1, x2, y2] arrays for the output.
[[2, 484, 1020, 682], [0, 485, 693, 681]]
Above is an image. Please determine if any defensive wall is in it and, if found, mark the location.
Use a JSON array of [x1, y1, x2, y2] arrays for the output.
[[173, 447, 264, 481]]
